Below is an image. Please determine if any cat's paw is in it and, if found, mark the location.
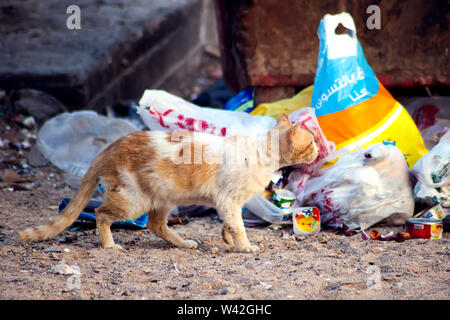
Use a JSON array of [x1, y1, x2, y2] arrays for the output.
[[103, 244, 126, 251], [181, 239, 198, 249], [237, 244, 259, 253]]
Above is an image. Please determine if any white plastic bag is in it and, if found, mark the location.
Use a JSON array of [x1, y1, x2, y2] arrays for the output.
[[411, 131, 450, 207], [37, 111, 138, 187], [138, 90, 276, 137], [299, 143, 414, 230]]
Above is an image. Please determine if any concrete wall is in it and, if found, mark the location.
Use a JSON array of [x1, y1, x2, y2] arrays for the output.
[[0, 0, 217, 111]]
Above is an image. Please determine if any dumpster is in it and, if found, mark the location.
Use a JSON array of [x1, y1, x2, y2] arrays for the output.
[[214, 0, 449, 103]]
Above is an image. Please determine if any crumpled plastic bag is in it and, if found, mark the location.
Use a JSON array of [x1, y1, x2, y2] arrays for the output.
[[411, 131, 450, 207], [138, 89, 276, 137], [299, 143, 414, 230], [37, 111, 138, 187]]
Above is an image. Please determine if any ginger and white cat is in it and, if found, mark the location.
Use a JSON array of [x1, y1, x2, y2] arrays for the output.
[[19, 115, 318, 252]]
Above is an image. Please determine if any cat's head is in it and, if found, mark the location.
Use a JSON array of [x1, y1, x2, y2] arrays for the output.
[[274, 115, 319, 166]]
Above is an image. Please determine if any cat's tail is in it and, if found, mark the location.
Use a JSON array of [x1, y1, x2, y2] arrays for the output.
[[18, 161, 101, 242]]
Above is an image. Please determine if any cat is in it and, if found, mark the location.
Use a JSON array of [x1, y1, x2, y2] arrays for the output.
[[18, 115, 318, 253]]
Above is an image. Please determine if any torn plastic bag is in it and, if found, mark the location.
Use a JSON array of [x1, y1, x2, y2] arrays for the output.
[[300, 143, 414, 230], [138, 90, 275, 137], [411, 131, 450, 207], [170, 205, 216, 218]]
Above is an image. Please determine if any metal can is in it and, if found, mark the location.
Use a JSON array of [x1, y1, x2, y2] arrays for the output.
[[414, 203, 447, 220], [405, 218, 443, 240], [272, 189, 296, 209]]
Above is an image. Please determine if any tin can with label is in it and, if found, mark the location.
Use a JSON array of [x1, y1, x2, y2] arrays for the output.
[[272, 189, 296, 209], [414, 203, 447, 220], [293, 207, 320, 235], [405, 218, 443, 240]]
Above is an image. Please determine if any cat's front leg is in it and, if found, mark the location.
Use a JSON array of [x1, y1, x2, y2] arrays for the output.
[[148, 206, 198, 249], [221, 226, 234, 245], [218, 202, 259, 253]]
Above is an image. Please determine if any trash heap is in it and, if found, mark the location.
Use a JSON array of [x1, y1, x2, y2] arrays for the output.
[[13, 12, 448, 240], [137, 12, 448, 240]]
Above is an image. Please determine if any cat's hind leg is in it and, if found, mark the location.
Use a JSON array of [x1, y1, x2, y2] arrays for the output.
[[95, 203, 124, 250], [148, 206, 198, 249]]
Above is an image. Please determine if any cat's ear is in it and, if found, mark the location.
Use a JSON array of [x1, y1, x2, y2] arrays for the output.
[[275, 114, 292, 129], [287, 123, 300, 145]]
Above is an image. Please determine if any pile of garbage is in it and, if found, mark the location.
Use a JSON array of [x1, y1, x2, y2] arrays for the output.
[[9, 12, 448, 240], [138, 12, 447, 239]]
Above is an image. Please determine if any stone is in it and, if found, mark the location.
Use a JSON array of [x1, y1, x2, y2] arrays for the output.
[[221, 286, 236, 295], [48, 261, 80, 275], [13, 89, 67, 125], [210, 247, 219, 254], [43, 246, 61, 253], [27, 144, 49, 167]]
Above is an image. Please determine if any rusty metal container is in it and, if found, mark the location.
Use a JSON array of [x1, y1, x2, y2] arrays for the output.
[[215, 0, 449, 103]]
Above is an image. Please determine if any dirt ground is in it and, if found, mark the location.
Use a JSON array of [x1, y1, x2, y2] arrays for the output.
[[0, 163, 449, 300], [0, 54, 449, 301], [1, 135, 449, 300]]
